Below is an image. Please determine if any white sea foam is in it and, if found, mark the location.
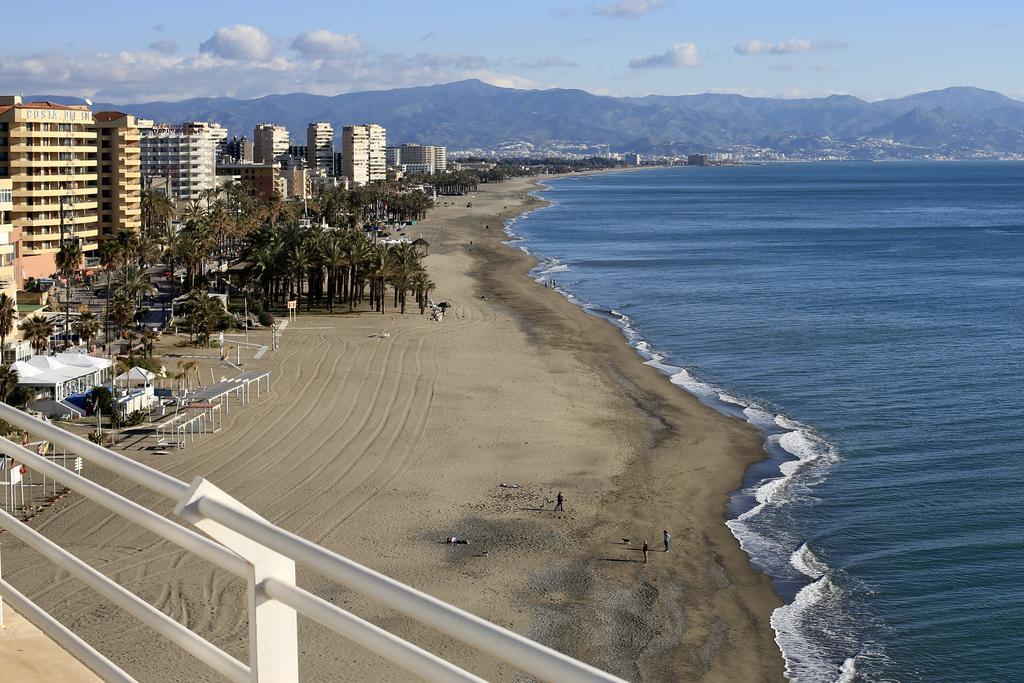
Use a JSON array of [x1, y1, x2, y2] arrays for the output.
[[834, 657, 859, 683], [743, 405, 779, 430], [772, 576, 842, 682], [791, 542, 828, 580]]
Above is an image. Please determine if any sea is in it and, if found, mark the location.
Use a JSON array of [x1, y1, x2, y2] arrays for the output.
[[504, 162, 1024, 683]]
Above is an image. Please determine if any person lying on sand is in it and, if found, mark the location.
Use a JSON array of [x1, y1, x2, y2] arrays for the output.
[[445, 537, 469, 545]]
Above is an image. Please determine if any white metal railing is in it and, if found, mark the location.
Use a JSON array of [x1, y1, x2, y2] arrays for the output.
[[0, 403, 624, 683]]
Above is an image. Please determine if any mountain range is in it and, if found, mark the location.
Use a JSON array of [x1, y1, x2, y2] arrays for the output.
[[33, 81, 1024, 158]]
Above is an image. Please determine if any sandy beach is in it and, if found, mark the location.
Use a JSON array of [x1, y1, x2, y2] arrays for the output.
[[3, 174, 783, 682]]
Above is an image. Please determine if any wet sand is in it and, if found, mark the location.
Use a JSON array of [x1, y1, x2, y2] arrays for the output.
[[2, 174, 783, 681]]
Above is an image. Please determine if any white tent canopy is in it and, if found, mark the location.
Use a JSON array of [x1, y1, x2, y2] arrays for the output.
[[13, 353, 114, 401], [115, 367, 156, 387]]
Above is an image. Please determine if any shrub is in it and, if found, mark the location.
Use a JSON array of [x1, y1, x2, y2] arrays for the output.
[[124, 410, 146, 427], [257, 310, 274, 327]]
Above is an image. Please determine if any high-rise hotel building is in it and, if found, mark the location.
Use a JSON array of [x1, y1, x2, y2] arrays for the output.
[[140, 121, 226, 200], [306, 122, 334, 176], [91, 112, 144, 239], [386, 144, 447, 174], [342, 124, 386, 186], [0, 96, 99, 283], [253, 123, 290, 164]]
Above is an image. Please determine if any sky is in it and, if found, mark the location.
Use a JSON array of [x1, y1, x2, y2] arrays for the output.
[[1, 0, 1022, 103]]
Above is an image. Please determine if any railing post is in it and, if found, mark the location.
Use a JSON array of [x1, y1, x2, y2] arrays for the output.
[[0, 543, 5, 628], [175, 478, 298, 683]]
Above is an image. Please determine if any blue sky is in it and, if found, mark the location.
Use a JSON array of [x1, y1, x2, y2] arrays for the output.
[[1, 0, 1021, 103]]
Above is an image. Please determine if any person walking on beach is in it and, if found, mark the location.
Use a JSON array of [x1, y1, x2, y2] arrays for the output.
[[663, 529, 671, 553], [642, 540, 649, 563], [555, 491, 564, 512]]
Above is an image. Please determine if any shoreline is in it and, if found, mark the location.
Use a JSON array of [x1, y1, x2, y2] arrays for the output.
[[0, 170, 784, 682], [460, 175, 785, 680]]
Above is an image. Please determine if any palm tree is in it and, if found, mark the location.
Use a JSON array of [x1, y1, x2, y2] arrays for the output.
[[19, 317, 53, 354], [73, 311, 101, 348], [411, 271, 436, 314], [0, 364, 18, 403], [320, 233, 346, 313], [175, 360, 198, 392], [0, 293, 16, 356], [109, 295, 136, 340], [115, 265, 157, 307], [141, 186, 174, 234], [97, 239, 121, 349], [55, 239, 82, 349]]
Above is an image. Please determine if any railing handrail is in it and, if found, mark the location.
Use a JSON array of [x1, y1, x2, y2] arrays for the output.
[[194, 495, 622, 683], [0, 509, 250, 683], [0, 577, 136, 683], [0, 438, 247, 578], [0, 404, 187, 501], [0, 403, 626, 683], [262, 578, 485, 683]]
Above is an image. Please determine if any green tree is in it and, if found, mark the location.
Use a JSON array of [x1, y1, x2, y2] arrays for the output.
[[0, 364, 19, 403], [0, 293, 15, 354], [19, 316, 53, 354], [73, 311, 101, 347], [56, 239, 82, 349], [109, 295, 136, 339]]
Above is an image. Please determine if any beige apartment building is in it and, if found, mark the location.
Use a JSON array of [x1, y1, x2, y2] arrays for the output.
[[306, 122, 334, 176], [0, 96, 99, 284], [0, 179, 16, 302], [342, 124, 386, 186], [91, 112, 144, 239], [253, 123, 290, 164]]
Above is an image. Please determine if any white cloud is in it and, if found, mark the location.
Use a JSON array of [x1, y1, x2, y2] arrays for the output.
[[628, 43, 701, 69], [291, 30, 363, 58], [148, 41, 179, 55], [734, 39, 846, 55], [199, 25, 275, 61], [594, 0, 668, 19], [0, 42, 545, 103]]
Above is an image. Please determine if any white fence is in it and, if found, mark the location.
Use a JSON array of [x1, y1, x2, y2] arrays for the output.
[[0, 403, 624, 683]]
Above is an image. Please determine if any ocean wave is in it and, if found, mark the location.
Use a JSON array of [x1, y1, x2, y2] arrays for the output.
[[772, 576, 846, 683], [835, 657, 859, 683], [791, 542, 828, 580]]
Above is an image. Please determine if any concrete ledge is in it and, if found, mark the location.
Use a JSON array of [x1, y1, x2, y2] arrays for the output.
[[1, 604, 102, 682]]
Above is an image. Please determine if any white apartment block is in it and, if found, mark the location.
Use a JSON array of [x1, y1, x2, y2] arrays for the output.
[[306, 122, 334, 176], [254, 123, 290, 164], [386, 144, 448, 174], [342, 124, 386, 186], [140, 121, 226, 200]]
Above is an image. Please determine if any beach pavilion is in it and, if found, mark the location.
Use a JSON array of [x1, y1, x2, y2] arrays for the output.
[[12, 353, 113, 402], [114, 366, 156, 389]]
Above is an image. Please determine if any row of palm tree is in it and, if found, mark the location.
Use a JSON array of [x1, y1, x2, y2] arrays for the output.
[[243, 222, 435, 315]]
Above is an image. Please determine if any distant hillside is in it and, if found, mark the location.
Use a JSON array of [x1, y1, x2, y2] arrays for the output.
[[33, 82, 1024, 157]]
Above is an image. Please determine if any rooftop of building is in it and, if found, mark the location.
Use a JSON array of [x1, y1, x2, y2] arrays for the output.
[[92, 111, 129, 122], [0, 98, 91, 116]]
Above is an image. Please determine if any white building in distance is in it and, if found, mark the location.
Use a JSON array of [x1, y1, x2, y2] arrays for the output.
[[141, 121, 226, 200], [306, 122, 334, 176], [342, 124, 386, 186], [253, 123, 290, 164], [386, 144, 447, 175]]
